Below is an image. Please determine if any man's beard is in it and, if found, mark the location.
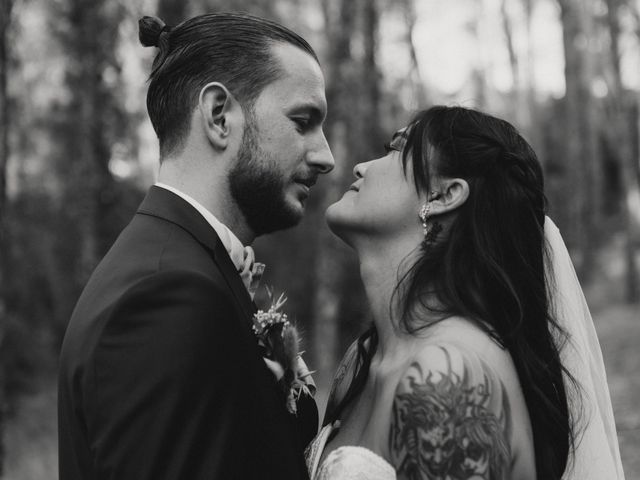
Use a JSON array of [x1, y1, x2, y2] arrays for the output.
[[229, 117, 303, 236]]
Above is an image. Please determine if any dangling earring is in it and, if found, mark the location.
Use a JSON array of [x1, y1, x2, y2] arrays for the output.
[[419, 192, 443, 243], [419, 202, 431, 236]]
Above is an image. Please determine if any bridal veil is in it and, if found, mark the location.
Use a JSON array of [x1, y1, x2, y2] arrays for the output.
[[545, 217, 625, 480]]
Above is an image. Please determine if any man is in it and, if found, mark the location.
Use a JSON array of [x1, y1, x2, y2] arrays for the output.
[[58, 12, 334, 480]]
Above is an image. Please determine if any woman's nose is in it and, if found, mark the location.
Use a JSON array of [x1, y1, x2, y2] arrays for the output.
[[353, 161, 371, 179]]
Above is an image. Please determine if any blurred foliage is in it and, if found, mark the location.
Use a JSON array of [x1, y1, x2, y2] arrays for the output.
[[0, 3, 639, 468]]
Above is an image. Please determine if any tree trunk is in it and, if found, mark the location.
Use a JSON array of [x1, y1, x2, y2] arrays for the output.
[[157, 0, 191, 25], [310, 0, 383, 407], [66, 0, 102, 283], [631, 2, 640, 43], [500, 0, 539, 146], [500, 0, 526, 129], [0, 0, 13, 473], [522, 0, 543, 158], [313, 0, 356, 394], [501, 0, 520, 92], [605, 0, 640, 301], [196, 0, 276, 19], [469, 0, 488, 107], [311, 0, 358, 402], [50, 0, 125, 327], [557, 0, 600, 279], [362, 0, 381, 152], [402, 0, 427, 106], [0, 0, 10, 219]]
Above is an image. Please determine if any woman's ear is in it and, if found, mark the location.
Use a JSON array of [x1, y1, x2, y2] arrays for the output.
[[427, 178, 470, 215], [198, 82, 241, 150]]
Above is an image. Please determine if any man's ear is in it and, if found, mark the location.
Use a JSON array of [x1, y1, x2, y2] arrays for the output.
[[426, 178, 470, 216], [198, 82, 240, 150]]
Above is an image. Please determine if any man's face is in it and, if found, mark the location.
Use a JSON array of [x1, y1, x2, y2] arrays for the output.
[[229, 42, 334, 236]]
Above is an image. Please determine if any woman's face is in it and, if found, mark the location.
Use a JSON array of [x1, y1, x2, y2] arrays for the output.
[[326, 128, 424, 242]]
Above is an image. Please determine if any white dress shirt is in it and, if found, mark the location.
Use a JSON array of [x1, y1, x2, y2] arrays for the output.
[[155, 182, 247, 271]]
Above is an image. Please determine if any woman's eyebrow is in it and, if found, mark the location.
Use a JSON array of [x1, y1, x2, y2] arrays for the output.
[[391, 127, 408, 140]]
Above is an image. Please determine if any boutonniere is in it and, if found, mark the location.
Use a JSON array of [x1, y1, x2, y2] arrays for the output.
[[252, 289, 316, 415]]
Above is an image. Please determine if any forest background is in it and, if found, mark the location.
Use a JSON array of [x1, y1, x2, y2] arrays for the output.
[[0, 0, 639, 478]]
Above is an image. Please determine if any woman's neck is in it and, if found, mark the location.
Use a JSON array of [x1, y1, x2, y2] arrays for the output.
[[355, 236, 425, 361]]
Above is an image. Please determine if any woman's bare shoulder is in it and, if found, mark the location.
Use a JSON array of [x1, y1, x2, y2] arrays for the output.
[[388, 342, 514, 479], [423, 316, 514, 370]]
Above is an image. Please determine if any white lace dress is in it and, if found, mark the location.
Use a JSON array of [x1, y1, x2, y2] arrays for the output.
[[305, 422, 396, 480]]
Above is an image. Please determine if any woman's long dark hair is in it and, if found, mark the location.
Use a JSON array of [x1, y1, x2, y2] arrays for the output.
[[325, 106, 578, 480]]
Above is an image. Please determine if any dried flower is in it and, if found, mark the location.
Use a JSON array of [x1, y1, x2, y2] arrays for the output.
[[252, 288, 315, 415]]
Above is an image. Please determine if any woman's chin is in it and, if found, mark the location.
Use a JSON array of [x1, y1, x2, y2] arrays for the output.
[[325, 202, 357, 245]]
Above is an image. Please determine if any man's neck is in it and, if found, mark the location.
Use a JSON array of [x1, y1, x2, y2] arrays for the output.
[[157, 160, 255, 245]]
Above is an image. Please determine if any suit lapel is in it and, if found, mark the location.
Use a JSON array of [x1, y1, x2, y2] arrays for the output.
[[137, 186, 256, 326], [137, 187, 312, 464]]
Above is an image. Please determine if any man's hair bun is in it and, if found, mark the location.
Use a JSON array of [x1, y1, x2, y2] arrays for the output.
[[139, 16, 169, 48]]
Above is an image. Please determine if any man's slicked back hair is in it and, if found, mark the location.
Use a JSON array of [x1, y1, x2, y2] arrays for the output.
[[139, 13, 318, 158]]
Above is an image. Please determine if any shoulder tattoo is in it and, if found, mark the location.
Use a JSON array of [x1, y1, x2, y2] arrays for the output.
[[389, 346, 512, 480]]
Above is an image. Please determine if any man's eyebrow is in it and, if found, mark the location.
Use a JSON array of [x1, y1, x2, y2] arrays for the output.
[[287, 102, 327, 122]]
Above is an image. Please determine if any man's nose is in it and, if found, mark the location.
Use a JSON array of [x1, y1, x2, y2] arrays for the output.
[[307, 132, 335, 174]]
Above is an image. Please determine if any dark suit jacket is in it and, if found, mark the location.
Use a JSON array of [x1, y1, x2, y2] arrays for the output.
[[58, 186, 318, 480]]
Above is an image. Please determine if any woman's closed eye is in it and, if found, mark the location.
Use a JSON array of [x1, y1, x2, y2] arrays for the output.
[[384, 131, 408, 153]]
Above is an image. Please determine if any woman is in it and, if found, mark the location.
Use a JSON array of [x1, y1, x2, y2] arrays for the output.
[[305, 106, 624, 480]]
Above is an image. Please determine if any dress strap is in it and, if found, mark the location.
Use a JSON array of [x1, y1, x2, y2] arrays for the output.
[[305, 421, 340, 480]]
